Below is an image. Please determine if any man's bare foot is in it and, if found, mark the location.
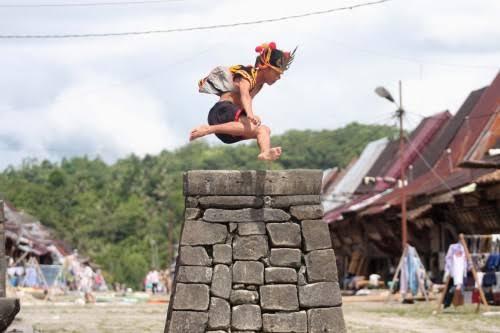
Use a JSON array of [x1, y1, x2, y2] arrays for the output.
[[258, 147, 282, 161], [189, 125, 211, 141]]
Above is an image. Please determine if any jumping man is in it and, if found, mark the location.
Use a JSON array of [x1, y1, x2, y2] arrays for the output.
[[189, 42, 296, 161]]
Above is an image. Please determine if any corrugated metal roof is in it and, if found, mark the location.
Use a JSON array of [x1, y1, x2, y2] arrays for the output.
[[374, 111, 451, 192], [411, 73, 500, 196], [338, 73, 500, 219], [433, 74, 499, 176], [410, 111, 454, 177], [460, 105, 500, 168], [356, 112, 450, 195], [356, 73, 500, 212], [356, 140, 399, 194], [411, 88, 487, 178], [322, 137, 389, 212]]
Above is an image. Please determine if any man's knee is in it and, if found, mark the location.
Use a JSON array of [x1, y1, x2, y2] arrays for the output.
[[258, 125, 271, 135]]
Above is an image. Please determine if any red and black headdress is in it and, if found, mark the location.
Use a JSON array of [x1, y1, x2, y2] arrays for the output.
[[254, 42, 297, 74]]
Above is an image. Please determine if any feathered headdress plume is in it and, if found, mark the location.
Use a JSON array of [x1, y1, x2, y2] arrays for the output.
[[255, 42, 297, 73]]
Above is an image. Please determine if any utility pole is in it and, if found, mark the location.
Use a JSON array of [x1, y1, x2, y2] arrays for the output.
[[375, 82, 408, 253], [397, 81, 407, 251]]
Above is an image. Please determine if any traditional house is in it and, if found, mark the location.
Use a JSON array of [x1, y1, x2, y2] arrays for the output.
[[3, 201, 70, 265], [324, 72, 500, 285]]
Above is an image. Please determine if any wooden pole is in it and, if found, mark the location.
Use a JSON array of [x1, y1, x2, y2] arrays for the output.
[[386, 244, 408, 303], [459, 233, 489, 311], [398, 81, 407, 251], [436, 275, 450, 314], [414, 250, 430, 303]]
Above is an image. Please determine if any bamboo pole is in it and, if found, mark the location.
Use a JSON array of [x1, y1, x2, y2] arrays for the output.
[[459, 233, 489, 312], [436, 275, 450, 314], [386, 244, 408, 303], [415, 249, 430, 302]]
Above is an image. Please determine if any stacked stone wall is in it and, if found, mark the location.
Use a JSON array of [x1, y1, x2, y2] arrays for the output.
[[165, 170, 345, 333]]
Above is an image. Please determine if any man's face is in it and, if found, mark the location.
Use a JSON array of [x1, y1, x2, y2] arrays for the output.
[[264, 68, 282, 85]]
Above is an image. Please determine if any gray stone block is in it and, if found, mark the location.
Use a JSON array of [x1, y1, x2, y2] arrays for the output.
[[184, 170, 322, 196], [269, 248, 302, 268], [204, 208, 290, 223], [232, 261, 264, 285], [290, 205, 324, 220], [266, 223, 301, 248], [305, 249, 338, 283], [176, 266, 212, 284], [231, 305, 262, 331], [265, 267, 297, 283], [225, 233, 233, 245], [230, 290, 259, 305], [185, 208, 201, 220], [270, 195, 321, 208], [168, 311, 208, 333], [308, 307, 346, 333], [298, 266, 307, 286], [260, 285, 299, 311], [185, 196, 199, 208], [211, 265, 232, 299], [233, 235, 269, 260], [262, 311, 307, 333], [178, 246, 212, 266], [213, 244, 232, 264], [208, 297, 231, 330], [180, 221, 227, 245], [172, 284, 209, 311], [199, 196, 264, 209], [260, 257, 271, 267], [301, 220, 332, 251], [298, 282, 342, 308], [238, 222, 266, 235]]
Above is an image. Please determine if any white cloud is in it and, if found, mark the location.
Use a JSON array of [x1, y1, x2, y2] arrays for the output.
[[0, 73, 178, 169]]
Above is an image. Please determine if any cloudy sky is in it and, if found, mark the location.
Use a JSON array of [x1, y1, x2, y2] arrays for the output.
[[1, 0, 499, 170]]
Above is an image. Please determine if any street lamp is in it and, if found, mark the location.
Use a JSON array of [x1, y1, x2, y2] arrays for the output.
[[374, 81, 407, 252], [375, 86, 395, 103]]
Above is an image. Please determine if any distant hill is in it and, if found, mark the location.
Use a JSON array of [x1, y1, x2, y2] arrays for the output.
[[0, 122, 396, 287]]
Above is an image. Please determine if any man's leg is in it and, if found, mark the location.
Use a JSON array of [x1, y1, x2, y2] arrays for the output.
[[190, 118, 255, 140], [189, 117, 281, 160]]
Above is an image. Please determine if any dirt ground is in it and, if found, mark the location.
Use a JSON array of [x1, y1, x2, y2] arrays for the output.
[[7, 295, 500, 333]]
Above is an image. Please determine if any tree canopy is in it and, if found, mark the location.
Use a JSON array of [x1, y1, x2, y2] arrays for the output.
[[0, 122, 396, 288]]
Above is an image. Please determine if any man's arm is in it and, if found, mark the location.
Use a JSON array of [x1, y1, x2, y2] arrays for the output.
[[250, 83, 263, 98], [235, 78, 260, 126]]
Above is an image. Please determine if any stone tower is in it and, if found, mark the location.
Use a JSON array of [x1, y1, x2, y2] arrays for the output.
[[164, 170, 345, 333]]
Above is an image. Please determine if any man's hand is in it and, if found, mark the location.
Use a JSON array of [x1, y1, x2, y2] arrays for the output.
[[247, 114, 261, 127]]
